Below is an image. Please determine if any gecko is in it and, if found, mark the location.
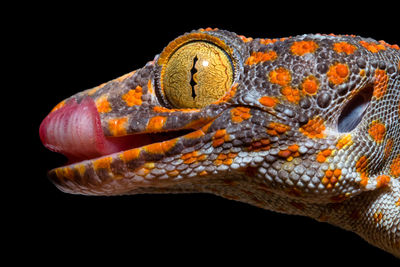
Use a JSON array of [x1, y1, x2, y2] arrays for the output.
[[39, 28, 400, 257]]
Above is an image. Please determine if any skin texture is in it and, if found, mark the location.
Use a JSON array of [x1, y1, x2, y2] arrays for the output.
[[40, 28, 400, 257]]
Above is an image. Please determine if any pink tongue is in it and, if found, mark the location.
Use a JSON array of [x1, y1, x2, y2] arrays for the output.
[[39, 97, 149, 163]]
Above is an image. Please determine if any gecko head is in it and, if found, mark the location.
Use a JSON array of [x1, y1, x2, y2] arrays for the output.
[[39, 29, 248, 195], [40, 29, 399, 206]]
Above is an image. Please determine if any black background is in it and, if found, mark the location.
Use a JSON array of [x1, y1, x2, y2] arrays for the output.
[[14, 2, 399, 264]]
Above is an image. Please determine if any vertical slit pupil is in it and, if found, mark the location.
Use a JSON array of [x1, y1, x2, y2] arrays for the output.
[[190, 56, 198, 99]]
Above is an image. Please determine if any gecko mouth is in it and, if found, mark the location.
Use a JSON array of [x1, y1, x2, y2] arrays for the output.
[[39, 97, 192, 166]]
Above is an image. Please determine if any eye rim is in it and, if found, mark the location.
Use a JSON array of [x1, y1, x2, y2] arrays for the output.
[[155, 32, 238, 109], [157, 32, 236, 68]]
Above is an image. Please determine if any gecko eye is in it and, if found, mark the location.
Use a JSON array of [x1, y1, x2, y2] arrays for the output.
[[337, 85, 373, 133], [158, 39, 234, 109]]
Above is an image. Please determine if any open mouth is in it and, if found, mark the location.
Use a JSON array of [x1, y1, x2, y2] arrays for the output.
[[39, 97, 193, 166]]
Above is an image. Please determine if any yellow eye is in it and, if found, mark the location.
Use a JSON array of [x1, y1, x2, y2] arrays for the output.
[[160, 41, 234, 108]]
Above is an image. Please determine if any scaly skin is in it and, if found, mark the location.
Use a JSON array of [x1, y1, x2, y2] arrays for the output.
[[40, 29, 400, 257]]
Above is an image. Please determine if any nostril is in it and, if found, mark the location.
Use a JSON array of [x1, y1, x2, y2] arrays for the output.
[[337, 85, 373, 133]]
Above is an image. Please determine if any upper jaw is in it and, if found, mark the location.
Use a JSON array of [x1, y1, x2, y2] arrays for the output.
[[39, 83, 228, 195]]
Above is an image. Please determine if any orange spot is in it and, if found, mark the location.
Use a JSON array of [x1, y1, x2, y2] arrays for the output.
[[379, 40, 399, 50], [55, 167, 75, 180], [144, 162, 155, 169], [299, 117, 325, 138], [147, 80, 154, 95], [373, 69, 388, 99], [200, 27, 218, 32], [259, 38, 280, 45], [181, 151, 203, 164], [245, 51, 277, 65], [238, 35, 253, 43], [356, 156, 368, 171], [327, 63, 349, 85], [183, 156, 197, 164], [288, 144, 299, 152], [278, 144, 299, 161], [333, 42, 357, 54], [96, 95, 112, 113], [230, 107, 252, 123], [368, 121, 386, 143], [248, 139, 271, 152], [120, 148, 141, 162], [281, 86, 300, 103], [316, 149, 333, 163], [181, 151, 198, 160], [198, 154, 207, 161], [214, 129, 226, 139], [267, 122, 291, 136], [356, 155, 369, 187], [390, 155, 400, 178], [136, 165, 151, 176], [146, 116, 167, 132], [212, 129, 229, 147], [168, 170, 180, 177], [122, 86, 143, 106], [108, 117, 128, 136], [336, 134, 353, 149], [200, 120, 214, 133], [259, 96, 278, 107], [76, 164, 86, 177], [376, 175, 390, 188], [269, 67, 291, 86], [373, 212, 383, 223], [278, 150, 292, 158], [396, 198, 400, 207], [322, 168, 341, 189], [214, 153, 235, 166], [199, 170, 208, 176], [144, 138, 177, 154], [359, 40, 386, 53], [302, 76, 319, 95], [212, 138, 226, 147], [228, 152, 238, 158], [50, 100, 65, 113], [184, 129, 205, 139], [333, 169, 342, 177], [291, 40, 318, 56], [93, 156, 112, 170]]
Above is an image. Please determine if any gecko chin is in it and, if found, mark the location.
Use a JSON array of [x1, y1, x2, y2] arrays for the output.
[[39, 96, 192, 166]]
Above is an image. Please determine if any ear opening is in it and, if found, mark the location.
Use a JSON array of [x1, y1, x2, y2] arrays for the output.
[[337, 85, 374, 133]]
